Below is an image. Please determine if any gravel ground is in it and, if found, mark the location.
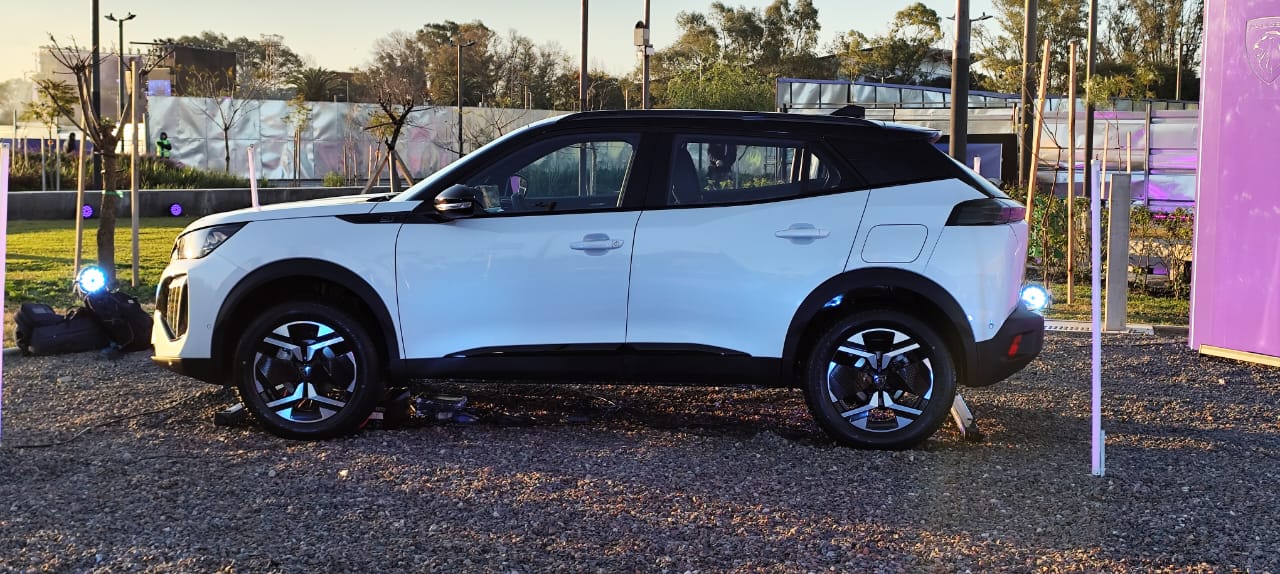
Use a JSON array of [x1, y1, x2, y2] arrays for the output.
[[1, 331, 1278, 573]]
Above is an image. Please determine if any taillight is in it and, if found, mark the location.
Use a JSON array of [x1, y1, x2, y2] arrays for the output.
[[945, 198, 1026, 226]]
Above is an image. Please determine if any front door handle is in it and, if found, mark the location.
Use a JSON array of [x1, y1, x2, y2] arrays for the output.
[[570, 233, 625, 252], [775, 223, 830, 241]]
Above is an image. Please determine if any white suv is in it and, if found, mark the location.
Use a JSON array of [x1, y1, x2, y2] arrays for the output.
[[153, 110, 1043, 449]]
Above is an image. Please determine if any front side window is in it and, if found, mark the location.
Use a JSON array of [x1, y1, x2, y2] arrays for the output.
[[667, 136, 842, 206], [463, 134, 638, 214]]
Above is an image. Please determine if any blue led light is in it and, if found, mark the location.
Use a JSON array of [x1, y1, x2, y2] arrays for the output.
[[1020, 284, 1050, 313], [77, 266, 107, 294], [824, 295, 844, 308]]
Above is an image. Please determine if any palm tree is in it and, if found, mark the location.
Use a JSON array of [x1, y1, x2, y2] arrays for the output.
[[289, 67, 342, 101]]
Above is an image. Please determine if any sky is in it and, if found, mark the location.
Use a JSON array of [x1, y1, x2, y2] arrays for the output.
[[1, 0, 996, 82]]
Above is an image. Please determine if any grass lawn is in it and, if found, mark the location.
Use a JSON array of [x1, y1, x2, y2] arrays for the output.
[[6, 217, 195, 309], [1041, 280, 1190, 326]]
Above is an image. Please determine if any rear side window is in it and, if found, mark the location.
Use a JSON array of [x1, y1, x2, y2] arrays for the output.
[[667, 136, 842, 206], [829, 136, 999, 197]]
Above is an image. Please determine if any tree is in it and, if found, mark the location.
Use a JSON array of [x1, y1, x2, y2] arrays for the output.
[[664, 61, 774, 111], [360, 31, 434, 193], [23, 80, 76, 138], [289, 67, 343, 101], [489, 31, 572, 109], [284, 95, 314, 182], [185, 67, 263, 173], [0, 78, 34, 120], [836, 3, 945, 84], [1103, 0, 1203, 99], [415, 21, 496, 107], [38, 36, 166, 287], [976, 0, 1088, 94]]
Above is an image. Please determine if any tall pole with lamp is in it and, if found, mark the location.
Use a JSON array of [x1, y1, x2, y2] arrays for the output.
[[105, 12, 136, 121], [451, 39, 476, 157]]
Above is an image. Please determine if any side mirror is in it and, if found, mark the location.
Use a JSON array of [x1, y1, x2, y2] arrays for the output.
[[433, 184, 480, 219]]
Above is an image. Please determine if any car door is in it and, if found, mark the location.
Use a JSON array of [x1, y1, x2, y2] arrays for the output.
[[627, 133, 869, 359], [395, 133, 646, 359]]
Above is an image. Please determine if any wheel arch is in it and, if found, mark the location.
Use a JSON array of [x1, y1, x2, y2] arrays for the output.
[[782, 267, 977, 387], [211, 258, 402, 384]]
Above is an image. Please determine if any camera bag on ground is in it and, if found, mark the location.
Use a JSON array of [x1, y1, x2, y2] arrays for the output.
[[15, 303, 65, 355], [22, 306, 113, 356], [83, 291, 154, 353]]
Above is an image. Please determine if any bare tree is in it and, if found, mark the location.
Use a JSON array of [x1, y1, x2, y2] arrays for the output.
[[359, 31, 433, 194], [38, 36, 167, 286], [185, 67, 263, 173]]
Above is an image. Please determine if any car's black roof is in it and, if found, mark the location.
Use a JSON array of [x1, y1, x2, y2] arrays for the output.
[[552, 109, 938, 140]]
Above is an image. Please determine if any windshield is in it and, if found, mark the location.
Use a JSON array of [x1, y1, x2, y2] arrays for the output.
[[393, 115, 566, 202]]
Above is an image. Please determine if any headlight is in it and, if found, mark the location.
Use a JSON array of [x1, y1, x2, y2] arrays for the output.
[[172, 223, 246, 261], [1020, 284, 1051, 313]]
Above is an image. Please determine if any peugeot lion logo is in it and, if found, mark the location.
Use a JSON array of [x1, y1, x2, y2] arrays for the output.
[[1248, 17, 1280, 84]]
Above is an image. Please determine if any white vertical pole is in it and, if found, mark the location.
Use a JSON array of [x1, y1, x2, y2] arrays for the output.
[[1, 143, 10, 443], [972, 156, 982, 175], [1090, 159, 1106, 476], [248, 145, 260, 210], [73, 133, 87, 282], [130, 61, 140, 288]]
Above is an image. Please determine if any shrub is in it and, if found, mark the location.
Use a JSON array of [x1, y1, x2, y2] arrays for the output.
[[322, 171, 346, 187], [6, 151, 250, 190]]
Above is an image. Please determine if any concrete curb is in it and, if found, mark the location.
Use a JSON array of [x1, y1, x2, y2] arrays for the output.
[[1044, 319, 1189, 337]]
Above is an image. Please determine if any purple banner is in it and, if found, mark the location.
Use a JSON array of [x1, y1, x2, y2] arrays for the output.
[[1190, 0, 1280, 359]]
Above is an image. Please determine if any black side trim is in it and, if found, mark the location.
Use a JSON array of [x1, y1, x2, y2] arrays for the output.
[[338, 212, 410, 224], [449, 343, 624, 357], [970, 304, 1045, 387], [401, 355, 783, 387], [781, 268, 977, 387], [151, 357, 222, 385], [214, 258, 403, 382]]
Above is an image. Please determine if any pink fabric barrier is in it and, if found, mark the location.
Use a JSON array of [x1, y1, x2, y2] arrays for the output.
[[1191, 0, 1280, 360]]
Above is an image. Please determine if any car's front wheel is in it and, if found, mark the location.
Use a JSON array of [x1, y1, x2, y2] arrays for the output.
[[234, 302, 384, 440], [802, 309, 957, 449]]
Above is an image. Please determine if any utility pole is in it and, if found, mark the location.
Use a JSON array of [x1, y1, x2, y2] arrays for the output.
[[105, 12, 136, 121], [452, 40, 475, 157], [580, 0, 589, 112], [1018, 0, 1039, 184], [1083, 0, 1098, 207], [949, 0, 971, 163], [643, 0, 651, 109]]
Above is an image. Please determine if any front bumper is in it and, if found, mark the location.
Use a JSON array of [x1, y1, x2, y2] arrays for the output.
[[151, 356, 225, 385], [966, 303, 1044, 387]]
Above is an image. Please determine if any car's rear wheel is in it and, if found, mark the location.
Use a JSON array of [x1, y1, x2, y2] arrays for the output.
[[802, 309, 956, 449], [234, 302, 383, 440]]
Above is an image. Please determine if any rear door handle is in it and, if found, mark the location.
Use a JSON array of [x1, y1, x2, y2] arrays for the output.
[[775, 223, 830, 240], [570, 233, 625, 251]]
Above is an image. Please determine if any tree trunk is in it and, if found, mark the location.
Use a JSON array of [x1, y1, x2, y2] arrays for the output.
[[385, 140, 401, 194], [392, 150, 415, 187], [223, 129, 232, 173], [359, 153, 389, 195], [98, 152, 120, 287]]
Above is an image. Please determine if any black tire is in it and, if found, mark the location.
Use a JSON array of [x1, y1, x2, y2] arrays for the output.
[[801, 309, 957, 450], [234, 302, 384, 440]]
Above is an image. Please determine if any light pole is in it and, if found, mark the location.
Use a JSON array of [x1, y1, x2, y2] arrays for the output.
[[105, 12, 136, 121], [451, 39, 475, 156]]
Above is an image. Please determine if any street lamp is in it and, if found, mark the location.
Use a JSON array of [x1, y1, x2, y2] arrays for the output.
[[451, 39, 476, 157], [105, 12, 137, 121]]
